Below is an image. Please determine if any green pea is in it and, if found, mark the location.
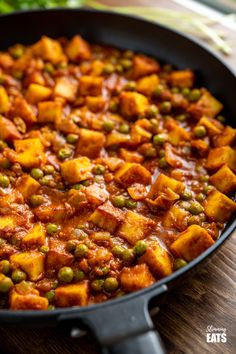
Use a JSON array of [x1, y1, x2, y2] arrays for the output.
[[91, 279, 104, 292], [81, 180, 90, 187], [44, 63, 54, 74], [13, 71, 23, 80], [203, 185, 214, 195], [58, 147, 72, 160], [103, 121, 114, 132], [123, 50, 133, 59], [181, 88, 190, 97], [116, 64, 124, 73], [216, 115, 226, 124], [181, 190, 192, 200], [174, 258, 187, 270], [0, 175, 10, 188], [112, 245, 125, 258], [0, 140, 7, 151], [160, 101, 172, 114], [66, 134, 78, 144], [109, 100, 119, 113], [74, 269, 85, 281], [11, 47, 24, 59], [74, 244, 88, 258], [0, 158, 10, 169], [171, 87, 180, 94], [112, 195, 126, 208], [124, 81, 136, 91], [48, 305, 55, 310], [30, 195, 45, 207], [196, 193, 205, 202], [44, 290, 55, 303], [52, 280, 59, 289], [58, 267, 74, 283], [133, 240, 147, 256], [101, 266, 110, 276], [92, 164, 105, 175], [0, 275, 13, 293], [40, 245, 49, 254], [153, 85, 164, 98], [12, 269, 27, 283], [0, 260, 11, 275], [148, 105, 158, 118], [119, 123, 130, 134], [46, 223, 58, 235], [72, 183, 83, 190], [120, 59, 132, 70], [179, 201, 191, 210], [30, 168, 44, 180], [200, 175, 209, 183], [150, 118, 159, 127], [43, 164, 55, 175], [122, 249, 135, 263], [163, 64, 172, 73], [159, 149, 165, 158], [144, 147, 157, 158], [176, 114, 187, 122], [125, 200, 137, 209], [153, 134, 167, 145], [40, 175, 53, 186], [188, 201, 204, 215], [188, 89, 201, 102], [187, 215, 201, 226], [194, 125, 206, 138], [103, 63, 115, 74], [104, 277, 119, 292], [57, 62, 68, 69], [159, 157, 169, 169], [66, 240, 77, 252]]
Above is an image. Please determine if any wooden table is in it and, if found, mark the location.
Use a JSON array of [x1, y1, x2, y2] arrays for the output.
[[1, 1, 236, 353]]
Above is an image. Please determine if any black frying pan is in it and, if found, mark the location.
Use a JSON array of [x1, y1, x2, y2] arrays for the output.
[[0, 8, 235, 354]]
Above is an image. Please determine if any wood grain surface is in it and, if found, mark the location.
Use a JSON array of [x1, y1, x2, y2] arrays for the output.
[[1, 1, 236, 353]]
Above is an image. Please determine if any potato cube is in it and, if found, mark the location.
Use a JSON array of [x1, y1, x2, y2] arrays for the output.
[[170, 225, 214, 261], [206, 146, 236, 172], [120, 264, 155, 292], [46, 239, 73, 270], [61, 157, 93, 184], [214, 126, 236, 147], [139, 242, 173, 278], [162, 205, 189, 231], [14, 138, 46, 168], [34, 203, 66, 223], [10, 251, 45, 281], [197, 116, 223, 137], [0, 53, 13, 69], [209, 165, 236, 194], [148, 173, 185, 201], [0, 216, 17, 230], [204, 190, 236, 222], [54, 77, 78, 102], [166, 119, 190, 146], [136, 74, 159, 96], [86, 96, 106, 112], [120, 92, 148, 118], [85, 184, 108, 206], [38, 101, 62, 124], [79, 76, 103, 96], [22, 223, 46, 247], [188, 91, 223, 119], [12, 97, 37, 124], [0, 86, 10, 113], [87, 248, 112, 267], [89, 201, 124, 233], [76, 129, 105, 158], [0, 116, 21, 142], [65, 35, 91, 62], [55, 281, 89, 307], [120, 149, 144, 163], [26, 84, 52, 104], [117, 210, 155, 245], [33, 36, 65, 64], [168, 70, 194, 88], [115, 162, 151, 187], [131, 55, 160, 79], [16, 174, 40, 200], [10, 282, 48, 310], [106, 132, 131, 147]]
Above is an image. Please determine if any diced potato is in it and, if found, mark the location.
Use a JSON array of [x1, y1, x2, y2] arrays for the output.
[[191, 139, 209, 155], [10, 251, 45, 281], [101, 157, 123, 171], [22, 223, 46, 247], [14, 138, 46, 168], [188, 91, 223, 119], [61, 157, 93, 184], [136, 74, 159, 96], [0, 86, 10, 113], [85, 184, 108, 206], [25, 84, 52, 104], [0, 116, 21, 141], [65, 35, 91, 62], [34, 203, 66, 223], [38, 101, 62, 124], [170, 225, 214, 261], [54, 77, 78, 102], [115, 162, 151, 187], [16, 174, 40, 200], [131, 122, 152, 144], [168, 70, 194, 88], [146, 188, 180, 210], [131, 55, 160, 79], [67, 189, 86, 208], [127, 184, 147, 201], [197, 116, 223, 137], [162, 205, 189, 231], [76, 129, 105, 158], [117, 210, 155, 245], [89, 201, 124, 233], [209, 165, 236, 194], [10, 282, 48, 310], [204, 190, 236, 222], [120, 92, 148, 118], [0, 53, 13, 69], [206, 146, 236, 172], [12, 97, 37, 124], [120, 148, 144, 163], [0, 216, 17, 230], [46, 239, 73, 270], [214, 126, 236, 147], [120, 264, 155, 292], [106, 132, 131, 147], [165, 119, 190, 146], [139, 242, 173, 278], [148, 173, 185, 201], [87, 247, 112, 267], [55, 281, 89, 307], [33, 36, 65, 64], [86, 96, 106, 112], [79, 76, 103, 96]]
